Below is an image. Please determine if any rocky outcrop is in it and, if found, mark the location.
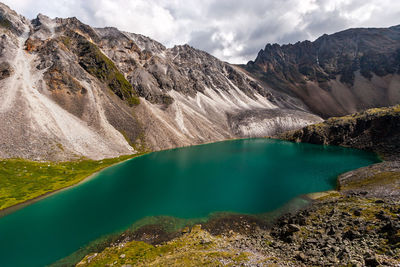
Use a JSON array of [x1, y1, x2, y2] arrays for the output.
[[245, 26, 400, 117], [338, 161, 400, 198], [280, 105, 400, 159]]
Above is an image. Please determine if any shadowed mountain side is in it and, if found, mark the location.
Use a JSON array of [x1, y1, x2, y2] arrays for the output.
[[244, 26, 400, 118]]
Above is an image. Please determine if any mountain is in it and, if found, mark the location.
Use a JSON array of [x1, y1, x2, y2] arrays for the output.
[[244, 26, 400, 118], [0, 3, 320, 161]]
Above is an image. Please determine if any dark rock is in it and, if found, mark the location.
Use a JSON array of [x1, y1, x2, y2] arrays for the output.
[[202, 214, 267, 235], [331, 246, 340, 253], [337, 250, 348, 260], [0, 61, 12, 80], [285, 235, 295, 243], [295, 252, 306, 262], [327, 226, 336, 235], [380, 221, 400, 244], [340, 211, 351, 219], [292, 214, 307, 226], [364, 255, 380, 267], [276, 223, 301, 242], [328, 208, 336, 216], [343, 229, 360, 241], [353, 209, 362, 216], [393, 208, 400, 214], [376, 210, 391, 221], [126, 224, 181, 245], [287, 224, 301, 233]]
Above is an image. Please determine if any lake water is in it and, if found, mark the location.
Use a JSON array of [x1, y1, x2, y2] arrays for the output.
[[0, 139, 380, 266]]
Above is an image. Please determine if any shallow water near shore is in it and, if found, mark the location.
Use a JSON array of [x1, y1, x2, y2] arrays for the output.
[[0, 139, 379, 266]]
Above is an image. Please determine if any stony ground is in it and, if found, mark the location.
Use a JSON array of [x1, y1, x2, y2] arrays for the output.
[[267, 194, 400, 266]]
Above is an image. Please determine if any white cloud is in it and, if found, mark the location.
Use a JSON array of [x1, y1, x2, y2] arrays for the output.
[[2, 0, 400, 63]]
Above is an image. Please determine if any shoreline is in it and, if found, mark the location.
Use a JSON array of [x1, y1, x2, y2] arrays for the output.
[[0, 137, 378, 218], [0, 153, 148, 218]]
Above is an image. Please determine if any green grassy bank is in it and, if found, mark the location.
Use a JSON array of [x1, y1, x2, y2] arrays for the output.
[[0, 154, 143, 211]]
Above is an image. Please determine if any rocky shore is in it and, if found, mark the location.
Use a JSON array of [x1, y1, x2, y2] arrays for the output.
[[76, 183, 400, 266]]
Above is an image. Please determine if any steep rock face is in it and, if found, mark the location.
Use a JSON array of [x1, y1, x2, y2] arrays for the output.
[[95, 27, 320, 149], [245, 26, 400, 118], [0, 3, 320, 160], [280, 105, 400, 158], [0, 5, 139, 160]]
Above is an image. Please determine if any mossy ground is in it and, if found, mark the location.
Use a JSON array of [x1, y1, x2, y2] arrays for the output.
[[327, 104, 400, 123], [341, 171, 400, 191], [51, 216, 210, 266], [77, 225, 251, 267], [285, 104, 400, 137], [0, 154, 142, 211]]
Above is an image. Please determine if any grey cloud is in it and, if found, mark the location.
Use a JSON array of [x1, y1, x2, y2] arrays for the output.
[[188, 28, 224, 53], [3, 0, 400, 63], [296, 10, 350, 43]]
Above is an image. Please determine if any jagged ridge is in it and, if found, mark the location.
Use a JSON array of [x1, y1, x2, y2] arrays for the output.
[[245, 26, 400, 117]]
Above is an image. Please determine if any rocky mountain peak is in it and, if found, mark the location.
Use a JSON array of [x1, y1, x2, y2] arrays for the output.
[[390, 24, 400, 30], [245, 26, 400, 118], [0, 2, 29, 35]]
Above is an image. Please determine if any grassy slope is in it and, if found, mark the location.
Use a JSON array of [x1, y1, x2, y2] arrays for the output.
[[299, 104, 400, 134], [309, 104, 400, 128], [0, 154, 142, 211]]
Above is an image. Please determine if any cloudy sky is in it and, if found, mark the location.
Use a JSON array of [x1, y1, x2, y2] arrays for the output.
[[3, 0, 400, 63]]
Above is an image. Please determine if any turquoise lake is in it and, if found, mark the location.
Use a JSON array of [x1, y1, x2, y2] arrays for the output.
[[0, 139, 380, 266]]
